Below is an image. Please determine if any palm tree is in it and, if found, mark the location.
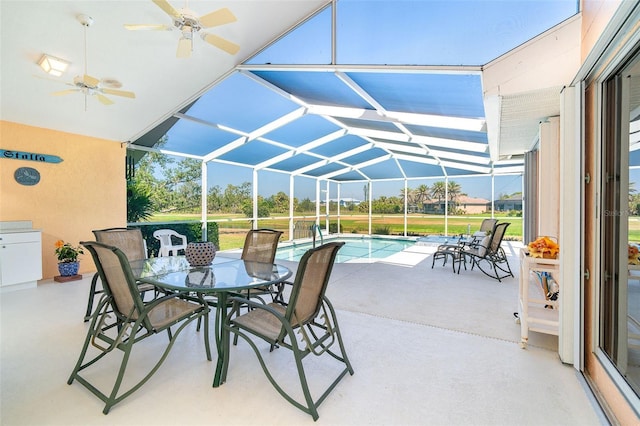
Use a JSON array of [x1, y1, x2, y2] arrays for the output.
[[430, 181, 446, 213], [447, 181, 463, 213], [400, 187, 414, 204], [127, 182, 153, 222], [415, 184, 430, 204]]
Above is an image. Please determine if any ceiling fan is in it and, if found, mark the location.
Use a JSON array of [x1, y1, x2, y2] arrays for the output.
[[51, 14, 135, 109], [125, 0, 240, 58]]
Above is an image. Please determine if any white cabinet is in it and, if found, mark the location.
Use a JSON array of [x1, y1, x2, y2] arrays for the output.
[[0, 226, 42, 290], [518, 248, 560, 348]]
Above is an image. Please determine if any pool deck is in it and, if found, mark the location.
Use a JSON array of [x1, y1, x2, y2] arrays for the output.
[[0, 240, 605, 425]]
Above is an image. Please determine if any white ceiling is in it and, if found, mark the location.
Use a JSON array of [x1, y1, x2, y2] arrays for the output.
[[0, 0, 328, 142]]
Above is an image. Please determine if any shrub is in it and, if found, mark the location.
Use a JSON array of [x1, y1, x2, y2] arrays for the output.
[[373, 225, 391, 235], [329, 222, 343, 233]]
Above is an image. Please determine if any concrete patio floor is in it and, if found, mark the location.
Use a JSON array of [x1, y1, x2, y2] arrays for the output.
[[0, 241, 606, 425]]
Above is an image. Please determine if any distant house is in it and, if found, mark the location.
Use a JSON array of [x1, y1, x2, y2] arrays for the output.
[[490, 195, 523, 212], [423, 195, 490, 214]]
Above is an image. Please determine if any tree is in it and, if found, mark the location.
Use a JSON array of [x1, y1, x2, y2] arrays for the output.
[[126, 181, 153, 222], [207, 185, 223, 212], [242, 196, 270, 218], [415, 184, 430, 204], [296, 197, 315, 213], [161, 157, 201, 212], [447, 181, 462, 201], [223, 183, 251, 213], [430, 181, 446, 205], [268, 191, 290, 213]]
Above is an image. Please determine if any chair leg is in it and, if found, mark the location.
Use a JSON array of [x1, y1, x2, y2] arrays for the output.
[[70, 308, 208, 414], [84, 273, 102, 322], [69, 297, 112, 385]]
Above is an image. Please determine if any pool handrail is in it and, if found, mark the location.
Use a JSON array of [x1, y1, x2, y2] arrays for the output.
[[312, 223, 324, 248]]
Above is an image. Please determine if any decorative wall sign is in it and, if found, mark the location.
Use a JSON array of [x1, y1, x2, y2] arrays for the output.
[[1, 149, 63, 163], [14, 167, 41, 186]]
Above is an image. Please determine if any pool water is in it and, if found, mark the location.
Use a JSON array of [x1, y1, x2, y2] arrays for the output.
[[416, 235, 462, 245], [275, 237, 416, 264]]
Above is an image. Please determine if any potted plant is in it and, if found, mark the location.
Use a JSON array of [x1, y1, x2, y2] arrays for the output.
[[54, 240, 84, 276]]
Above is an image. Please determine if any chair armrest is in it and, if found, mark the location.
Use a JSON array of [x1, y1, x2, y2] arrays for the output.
[[227, 296, 285, 317], [143, 292, 184, 310]]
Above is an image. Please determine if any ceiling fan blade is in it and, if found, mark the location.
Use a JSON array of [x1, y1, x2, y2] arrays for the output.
[[152, 0, 181, 19], [201, 33, 240, 55], [176, 37, 192, 58], [199, 8, 237, 28], [82, 74, 100, 87], [124, 24, 172, 31], [52, 89, 79, 96], [95, 93, 114, 105], [102, 88, 136, 99]]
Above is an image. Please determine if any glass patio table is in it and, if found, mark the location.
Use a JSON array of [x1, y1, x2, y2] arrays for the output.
[[132, 255, 292, 387]]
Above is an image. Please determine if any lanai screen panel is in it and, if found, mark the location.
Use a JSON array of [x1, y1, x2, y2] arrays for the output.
[[137, 0, 579, 182], [252, 70, 373, 109], [346, 72, 485, 118], [398, 160, 446, 179], [263, 114, 343, 147], [163, 119, 238, 156], [310, 135, 371, 157], [218, 141, 288, 166], [271, 155, 325, 172], [184, 72, 302, 133]]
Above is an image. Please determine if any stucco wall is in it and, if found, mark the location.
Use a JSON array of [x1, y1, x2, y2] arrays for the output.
[[0, 120, 126, 278]]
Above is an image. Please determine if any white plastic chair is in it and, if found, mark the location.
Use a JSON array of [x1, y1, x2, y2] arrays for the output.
[[153, 229, 188, 256]]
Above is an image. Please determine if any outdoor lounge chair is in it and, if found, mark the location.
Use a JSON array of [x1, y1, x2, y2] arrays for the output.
[[84, 227, 155, 321], [473, 218, 497, 240], [69, 241, 210, 414], [458, 222, 513, 282], [430, 219, 498, 272], [223, 242, 353, 421]]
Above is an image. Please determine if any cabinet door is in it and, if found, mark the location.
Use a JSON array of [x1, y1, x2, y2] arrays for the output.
[[0, 241, 43, 286]]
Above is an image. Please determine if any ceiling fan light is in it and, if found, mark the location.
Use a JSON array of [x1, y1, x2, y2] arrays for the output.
[[38, 54, 70, 77], [181, 25, 193, 39]]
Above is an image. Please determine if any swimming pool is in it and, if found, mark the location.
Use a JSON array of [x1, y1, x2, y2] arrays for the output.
[[275, 236, 417, 264]]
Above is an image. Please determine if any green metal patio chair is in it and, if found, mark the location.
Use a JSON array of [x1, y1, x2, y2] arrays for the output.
[[240, 228, 284, 303], [84, 227, 156, 321], [196, 228, 284, 334], [223, 241, 353, 421], [68, 241, 210, 414]]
